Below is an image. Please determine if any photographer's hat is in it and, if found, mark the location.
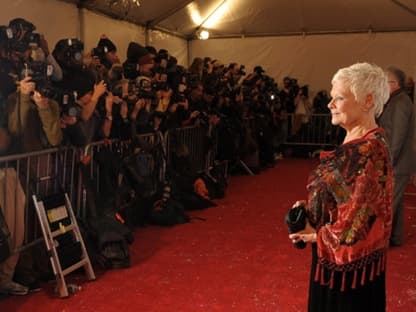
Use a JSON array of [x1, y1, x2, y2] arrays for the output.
[[8, 18, 35, 41], [254, 66, 265, 74], [212, 60, 224, 68], [145, 45, 157, 56], [97, 35, 116, 53]]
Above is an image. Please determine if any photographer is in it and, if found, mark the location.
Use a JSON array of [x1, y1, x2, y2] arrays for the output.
[[63, 71, 112, 145], [226, 62, 245, 88], [279, 76, 297, 114], [7, 76, 62, 153], [292, 85, 312, 136], [88, 35, 119, 82], [8, 18, 63, 82]]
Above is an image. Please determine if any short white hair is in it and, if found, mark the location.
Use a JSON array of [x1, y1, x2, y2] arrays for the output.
[[332, 62, 390, 117]]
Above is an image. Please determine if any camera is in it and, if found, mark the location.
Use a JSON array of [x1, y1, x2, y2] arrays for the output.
[[237, 65, 246, 76], [53, 38, 84, 70], [91, 46, 106, 59], [134, 78, 154, 100], [60, 91, 82, 119], [21, 61, 55, 97], [123, 62, 139, 80], [26, 32, 40, 46], [154, 49, 169, 66], [137, 89, 154, 100], [285, 204, 307, 249]]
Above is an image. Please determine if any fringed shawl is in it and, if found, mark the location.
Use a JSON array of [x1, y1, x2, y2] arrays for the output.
[[307, 128, 393, 291]]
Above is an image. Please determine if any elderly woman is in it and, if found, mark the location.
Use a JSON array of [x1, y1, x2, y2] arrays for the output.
[[289, 63, 393, 312]]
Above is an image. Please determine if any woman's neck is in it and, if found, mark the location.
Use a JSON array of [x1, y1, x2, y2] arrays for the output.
[[343, 120, 378, 143]]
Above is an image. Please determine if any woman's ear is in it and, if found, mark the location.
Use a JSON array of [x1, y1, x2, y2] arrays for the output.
[[363, 93, 374, 112]]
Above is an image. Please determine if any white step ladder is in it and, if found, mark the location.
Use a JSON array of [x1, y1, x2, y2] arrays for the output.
[[33, 193, 95, 298]]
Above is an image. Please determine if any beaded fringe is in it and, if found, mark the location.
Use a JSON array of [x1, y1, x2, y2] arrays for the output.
[[315, 254, 386, 292]]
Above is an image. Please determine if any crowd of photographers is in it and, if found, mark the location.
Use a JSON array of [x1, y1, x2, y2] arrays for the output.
[[0, 17, 334, 170]]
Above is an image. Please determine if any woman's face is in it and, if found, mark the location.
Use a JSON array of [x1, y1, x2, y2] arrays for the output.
[[328, 80, 366, 130]]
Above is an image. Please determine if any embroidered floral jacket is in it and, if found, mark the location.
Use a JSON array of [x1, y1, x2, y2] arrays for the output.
[[307, 128, 393, 291]]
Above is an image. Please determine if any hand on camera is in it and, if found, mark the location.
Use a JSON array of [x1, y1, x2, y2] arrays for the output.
[[92, 80, 107, 100], [32, 91, 48, 108], [20, 77, 35, 95], [91, 56, 102, 67], [60, 114, 77, 128], [209, 115, 220, 126], [190, 110, 200, 119]]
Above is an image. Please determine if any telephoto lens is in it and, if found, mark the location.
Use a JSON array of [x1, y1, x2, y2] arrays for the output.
[[285, 205, 307, 249]]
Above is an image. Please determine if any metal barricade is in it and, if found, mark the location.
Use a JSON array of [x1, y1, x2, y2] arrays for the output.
[[76, 133, 164, 221], [165, 126, 211, 174], [0, 126, 220, 254], [285, 113, 343, 147], [0, 146, 79, 251]]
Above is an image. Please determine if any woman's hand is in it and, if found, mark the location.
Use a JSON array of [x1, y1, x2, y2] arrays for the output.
[[289, 220, 317, 244], [288, 200, 317, 244]]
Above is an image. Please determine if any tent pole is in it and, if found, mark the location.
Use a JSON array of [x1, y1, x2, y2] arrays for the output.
[[77, 6, 85, 43], [187, 39, 191, 68], [145, 22, 150, 47]]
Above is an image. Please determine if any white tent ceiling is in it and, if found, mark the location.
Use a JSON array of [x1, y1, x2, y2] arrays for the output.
[[62, 0, 416, 39]]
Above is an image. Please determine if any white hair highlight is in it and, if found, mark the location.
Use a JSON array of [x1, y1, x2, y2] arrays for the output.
[[332, 63, 390, 117]]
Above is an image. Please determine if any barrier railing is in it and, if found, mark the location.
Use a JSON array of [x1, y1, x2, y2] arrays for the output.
[[165, 126, 213, 174], [0, 127, 215, 254], [0, 146, 78, 250], [285, 113, 344, 147]]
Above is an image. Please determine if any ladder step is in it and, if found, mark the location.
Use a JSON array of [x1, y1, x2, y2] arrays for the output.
[[50, 224, 76, 238], [62, 258, 88, 276]]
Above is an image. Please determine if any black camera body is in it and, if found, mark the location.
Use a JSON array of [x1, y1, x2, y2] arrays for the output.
[[53, 38, 84, 71], [285, 204, 307, 249], [123, 62, 139, 80], [60, 91, 82, 119], [137, 89, 154, 100], [27, 32, 40, 46], [238, 65, 246, 76], [21, 61, 55, 97]]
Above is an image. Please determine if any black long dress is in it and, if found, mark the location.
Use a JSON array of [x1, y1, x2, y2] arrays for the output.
[[308, 244, 386, 312]]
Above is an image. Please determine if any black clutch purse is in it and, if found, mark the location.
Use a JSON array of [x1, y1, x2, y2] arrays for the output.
[[285, 205, 307, 249]]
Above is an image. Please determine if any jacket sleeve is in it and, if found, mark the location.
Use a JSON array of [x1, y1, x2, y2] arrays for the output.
[[8, 93, 30, 136], [37, 99, 63, 146]]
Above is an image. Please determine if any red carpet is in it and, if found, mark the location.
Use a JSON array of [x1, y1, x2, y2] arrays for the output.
[[1, 158, 416, 312]]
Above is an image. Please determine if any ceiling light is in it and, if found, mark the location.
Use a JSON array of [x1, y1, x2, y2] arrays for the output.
[[107, 0, 141, 8], [198, 30, 210, 40]]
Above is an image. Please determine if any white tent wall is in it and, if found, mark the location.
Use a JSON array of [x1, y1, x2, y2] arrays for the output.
[[190, 32, 416, 95], [1, 0, 188, 66], [147, 29, 188, 66], [80, 9, 146, 60]]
